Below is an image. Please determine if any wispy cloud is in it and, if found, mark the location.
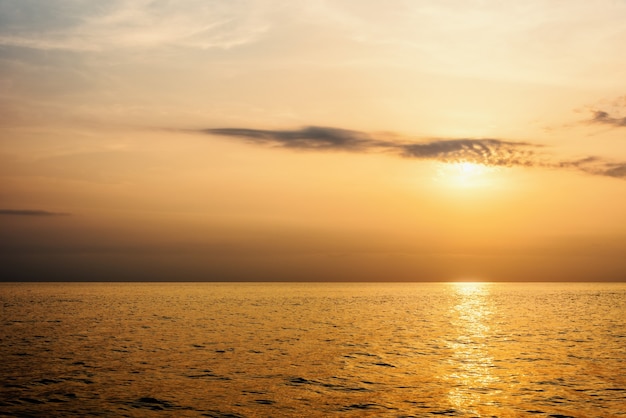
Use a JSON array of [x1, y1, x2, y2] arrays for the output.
[[590, 110, 626, 127], [586, 95, 626, 128], [202, 127, 538, 164], [0, 209, 70, 217], [201, 126, 543, 168], [0, 0, 269, 51], [565, 159, 626, 179], [203, 127, 391, 151], [201, 125, 626, 180]]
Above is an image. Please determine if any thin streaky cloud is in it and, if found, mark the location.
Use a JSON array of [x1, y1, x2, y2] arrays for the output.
[[577, 161, 626, 179], [0, 209, 70, 217], [201, 125, 626, 180], [202, 126, 541, 168], [203, 127, 392, 151], [0, 1, 268, 51]]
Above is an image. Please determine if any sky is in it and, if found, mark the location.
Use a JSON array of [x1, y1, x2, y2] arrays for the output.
[[1, 0, 626, 281]]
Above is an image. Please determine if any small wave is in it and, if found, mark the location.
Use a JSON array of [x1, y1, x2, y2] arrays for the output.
[[373, 362, 396, 367], [201, 411, 245, 418], [287, 376, 370, 392], [430, 409, 459, 416], [340, 402, 396, 411], [130, 396, 192, 412], [341, 402, 379, 410], [254, 399, 275, 405]]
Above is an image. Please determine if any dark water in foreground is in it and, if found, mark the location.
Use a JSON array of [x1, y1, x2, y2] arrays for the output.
[[1, 282, 625, 417]]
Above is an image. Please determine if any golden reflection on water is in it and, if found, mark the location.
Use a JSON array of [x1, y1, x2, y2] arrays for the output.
[[445, 282, 499, 415], [3, 283, 626, 416]]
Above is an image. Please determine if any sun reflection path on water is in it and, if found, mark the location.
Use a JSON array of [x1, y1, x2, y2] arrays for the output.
[[444, 282, 500, 415]]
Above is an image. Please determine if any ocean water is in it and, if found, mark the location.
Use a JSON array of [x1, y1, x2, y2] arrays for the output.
[[1, 282, 625, 417]]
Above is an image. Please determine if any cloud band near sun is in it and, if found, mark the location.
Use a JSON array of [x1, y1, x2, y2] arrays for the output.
[[199, 126, 626, 180]]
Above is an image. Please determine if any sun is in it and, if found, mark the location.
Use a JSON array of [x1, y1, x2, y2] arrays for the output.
[[458, 162, 481, 176], [436, 161, 496, 188]]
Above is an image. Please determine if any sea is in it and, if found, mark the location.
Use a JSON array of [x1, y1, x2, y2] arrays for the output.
[[1, 282, 625, 417]]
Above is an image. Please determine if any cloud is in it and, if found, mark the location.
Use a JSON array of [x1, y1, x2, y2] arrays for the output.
[[401, 141, 626, 180], [0, 209, 70, 216], [590, 110, 626, 127], [565, 159, 626, 179], [202, 126, 542, 167], [398, 139, 540, 167], [587, 96, 626, 127], [0, 0, 269, 51], [203, 127, 390, 151], [203, 127, 539, 166], [202, 125, 626, 181]]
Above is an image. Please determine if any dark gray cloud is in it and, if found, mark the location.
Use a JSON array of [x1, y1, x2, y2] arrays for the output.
[[0, 209, 70, 216], [202, 127, 538, 166], [201, 126, 626, 180], [203, 127, 391, 151], [591, 110, 626, 127]]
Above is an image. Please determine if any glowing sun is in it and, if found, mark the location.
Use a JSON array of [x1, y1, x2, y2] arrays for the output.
[[436, 161, 496, 188]]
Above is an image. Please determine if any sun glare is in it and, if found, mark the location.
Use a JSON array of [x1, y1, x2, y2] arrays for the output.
[[435, 161, 497, 188]]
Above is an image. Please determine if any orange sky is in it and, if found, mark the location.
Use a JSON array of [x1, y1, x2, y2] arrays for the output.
[[2, 1, 626, 281]]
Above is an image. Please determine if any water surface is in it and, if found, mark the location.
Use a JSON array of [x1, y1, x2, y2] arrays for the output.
[[1, 282, 625, 417]]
